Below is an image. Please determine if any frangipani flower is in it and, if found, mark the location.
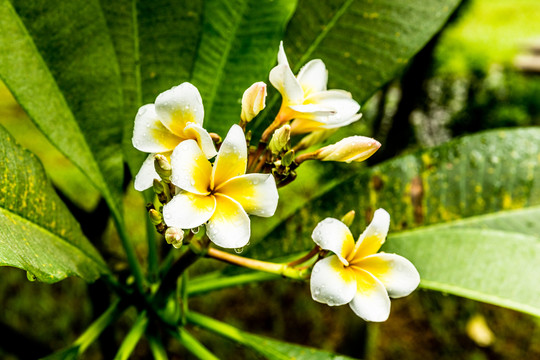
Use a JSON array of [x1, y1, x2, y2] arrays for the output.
[[132, 82, 217, 191], [163, 125, 279, 248], [310, 209, 420, 322], [316, 136, 381, 163], [269, 42, 362, 135]]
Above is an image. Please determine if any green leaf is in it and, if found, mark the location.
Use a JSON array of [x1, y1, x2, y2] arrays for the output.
[[385, 227, 540, 317], [0, 125, 108, 283], [0, 0, 124, 213], [187, 311, 356, 360], [249, 128, 540, 315]]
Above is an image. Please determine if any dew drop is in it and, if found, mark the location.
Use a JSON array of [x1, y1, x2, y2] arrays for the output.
[[234, 247, 243, 254], [314, 288, 321, 296], [137, 107, 147, 116], [191, 226, 200, 234], [313, 267, 320, 273]]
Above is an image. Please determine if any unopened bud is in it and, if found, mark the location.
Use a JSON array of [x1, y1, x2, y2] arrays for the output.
[[165, 227, 184, 248], [340, 210, 356, 227], [209, 132, 222, 144], [148, 209, 163, 225], [241, 82, 267, 123], [282, 150, 295, 167], [154, 154, 172, 179], [268, 125, 291, 155], [296, 129, 337, 150], [153, 179, 164, 194], [316, 136, 381, 163]]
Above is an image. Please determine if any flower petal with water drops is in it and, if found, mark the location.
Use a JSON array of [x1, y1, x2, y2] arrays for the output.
[[134, 153, 161, 191], [312, 218, 355, 265], [217, 174, 278, 217], [206, 194, 251, 249], [163, 191, 216, 229], [132, 104, 182, 153], [349, 268, 391, 322], [170, 140, 212, 195], [350, 208, 390, 262], [155, 82, 204, 136], [310, 255, 357, 306], [358, 253, 420, 298], [211, 125, 247, 188], [269, 42, 304, 105]]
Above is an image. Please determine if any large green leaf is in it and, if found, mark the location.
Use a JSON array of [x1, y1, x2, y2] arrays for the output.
[[187, 311, 356, 360], [248, 128, 540, 315], [254, 0, 463, 131], [0, 0, 124, 213], [0, 125, 108, 283]]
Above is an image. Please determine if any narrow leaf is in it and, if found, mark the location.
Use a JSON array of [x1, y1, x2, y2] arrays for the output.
[[0, 125, 108, 283]]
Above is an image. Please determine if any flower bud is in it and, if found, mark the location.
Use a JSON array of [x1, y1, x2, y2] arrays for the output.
[[165, 227, 184, 249], [154, 154, 172, 179], [148, 209, 163, 225], [340, 210, 356, 227], [316, 136, 381, 163], [282, 150, 295, 167], [268, 125, 291, 155], [241, 82, 267, 123]]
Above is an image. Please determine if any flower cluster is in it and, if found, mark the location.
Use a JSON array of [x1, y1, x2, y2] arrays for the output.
[[132, 41, 419, 321]]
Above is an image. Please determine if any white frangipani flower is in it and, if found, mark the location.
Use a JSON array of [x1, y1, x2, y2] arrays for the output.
[[132, 82, 217, 191], [269, 42, 362, 135], [310, 209, 420, 322], [162, 124, 279, 248]]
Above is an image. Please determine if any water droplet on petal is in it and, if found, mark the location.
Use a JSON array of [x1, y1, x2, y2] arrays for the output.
[[191, 226, 200, 234], [234, 247, 243, 254]]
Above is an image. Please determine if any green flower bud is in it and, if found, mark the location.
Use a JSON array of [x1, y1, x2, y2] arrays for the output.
[[340, 210, 356, 227], [154, 154, 172, 180], [268, 125, 291, 155], [149, 209, 163, 225]]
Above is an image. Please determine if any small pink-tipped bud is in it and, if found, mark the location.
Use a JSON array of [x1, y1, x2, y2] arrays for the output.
[[241, 82, 267, 123], [165, 227, 184, 249], [268, 124, 291, 155], [316, 136, 381, 163]]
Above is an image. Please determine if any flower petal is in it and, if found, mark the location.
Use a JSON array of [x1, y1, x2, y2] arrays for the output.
[[306, 90, 360, 121], [311, 255, 357, 306], [211, 125, 247, 188], [358, 253, 420, 298], [269, 43, 303, 105], [349, 268, 391, 322], [297, 59, 328, 95], [217, 174, 278, 217], [206, 194, 250, 248], [351, 208, 390, 262], [163, 191, 216, 229], [155, 82, 204, 135], [132, 104, 181, 153], [183, 123, 217, 158], [312, 218, 355, 265], [170, 140, 212, 195], [134, 153, 160, 191]]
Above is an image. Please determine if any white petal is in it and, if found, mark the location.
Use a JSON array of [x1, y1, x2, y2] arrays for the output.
[[184, 123, 217, 158], [277, 41, 289, 67], [305, 90, 360, 123], [310, 255, 357, 306], [211, 125, 247, 188], [297, 59, 328, 94], [163, 192, 216, 229], [351, 208, 390, 261], [288, 103, 336, 117], [134, 153, 160, 191], [155, 82, 204, 135], [349, 268, 391, 322], [170, 140, 212, 195], [358, 253, 420, 298], [311, 218, 355, 265], [217, 174, 278, 217], [132, 104, 181, 153], [206, 195, 250, 249], [269, 64, 304, 106]]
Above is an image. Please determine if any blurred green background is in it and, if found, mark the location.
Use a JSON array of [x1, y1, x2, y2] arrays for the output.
[[1, 0, 540, 358]]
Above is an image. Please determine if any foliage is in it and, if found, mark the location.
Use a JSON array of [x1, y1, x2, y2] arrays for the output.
[[1, 0, 539, 358]]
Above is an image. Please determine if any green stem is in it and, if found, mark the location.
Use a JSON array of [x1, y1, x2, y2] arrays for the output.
[[146, 193, 159, 283], [187, 272, 279, 296], [147, 334, 169, 360], [74, 299, 128, 354], [173, 329, 219, 360], [113, 312, 148, 360], [185, 312, 247, 347], [206, 247, 309, 280], [114, 215, 146, 292]]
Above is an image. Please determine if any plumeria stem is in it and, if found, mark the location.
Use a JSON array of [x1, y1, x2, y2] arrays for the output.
[[287, 246, 321, 267], [187, 272, 280, 296], [174, 328, 219, 360], [206, 247, 309, 280], [293, 151, 318, 165]]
